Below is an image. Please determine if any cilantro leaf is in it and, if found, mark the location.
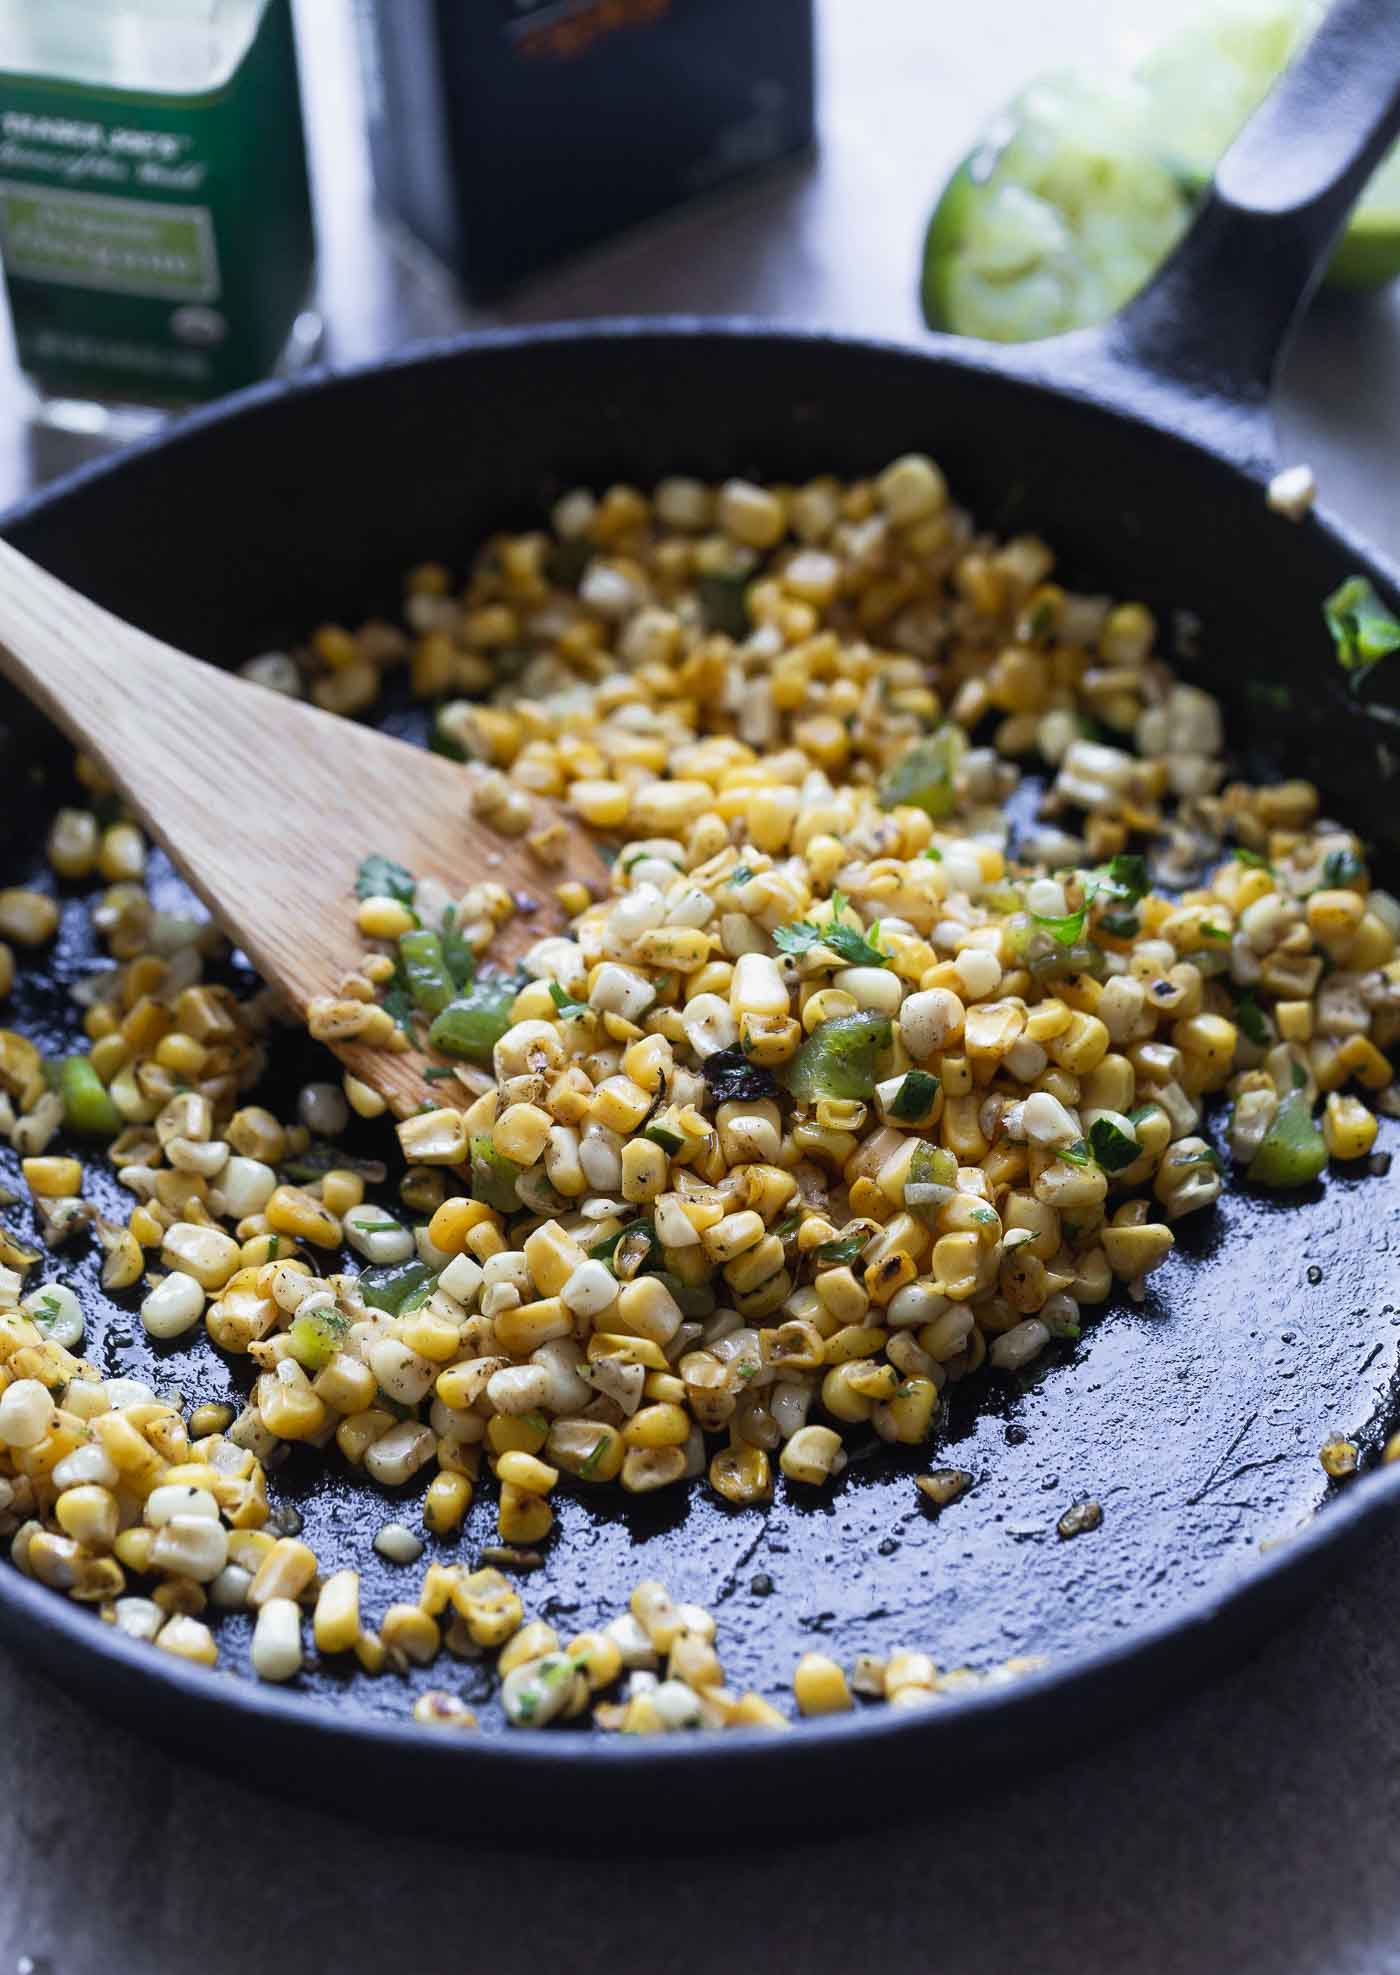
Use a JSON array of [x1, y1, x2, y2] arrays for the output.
[[1325, 575, 1400, 684], [1057, 1139, 1093, 1167], [814, 1232, 870, 1266], [1102, 853, 1148, 902], [1088, 1116, 1138, 1173], [1031, 905, 1088, 947], [1233, 848, 1273, 872], [730, 864, 756, 887], [773, 889, 889, 967], [355, 855, 415, 905]]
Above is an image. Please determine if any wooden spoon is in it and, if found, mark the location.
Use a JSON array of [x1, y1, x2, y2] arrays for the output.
[[0, 538, 611, 1119]]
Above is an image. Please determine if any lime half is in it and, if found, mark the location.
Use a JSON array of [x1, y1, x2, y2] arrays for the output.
[[921, 74, 1190, 342], [923, 2, 1400, 341]]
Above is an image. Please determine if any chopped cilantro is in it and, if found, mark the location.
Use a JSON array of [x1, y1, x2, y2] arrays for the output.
[[730, 864, 756, 887], [422, 1066, 458, 1081], [1057, 1139, 1093, 1167], [1199, 923, 1229, 942], [355, 854, 415, 905], [1031, 904, 1087, 947], [1102, 853, 1149, 902], [814, 1231, 870, 1266], [1088, 1116, 1139, 1172], [922, 846, 943, 862], [1233, 848, 1273, 872]]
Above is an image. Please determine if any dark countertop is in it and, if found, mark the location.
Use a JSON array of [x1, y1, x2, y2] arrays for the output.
[[3, 5, 1400, 1970]]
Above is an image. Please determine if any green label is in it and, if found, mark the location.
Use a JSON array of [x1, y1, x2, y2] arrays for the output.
[[0, 182, 218, 300], [0, 0, 313, 406]]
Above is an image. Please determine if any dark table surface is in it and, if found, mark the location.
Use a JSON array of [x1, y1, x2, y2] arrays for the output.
[[4, 4, 1400, 1970]]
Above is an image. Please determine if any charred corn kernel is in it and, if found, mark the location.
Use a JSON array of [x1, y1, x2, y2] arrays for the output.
[[1323, 1093, 1378, 1161], [498, 1482, 554, 1543], [793, 1652, 852, 1716], [708, 1442, 771, 1504]]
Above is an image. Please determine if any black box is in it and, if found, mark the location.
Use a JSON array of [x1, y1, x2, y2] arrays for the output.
[[353, 0, 816, 299]]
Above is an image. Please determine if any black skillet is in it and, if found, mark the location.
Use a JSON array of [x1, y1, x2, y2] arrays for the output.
[[1, 0, 1399, 1843]]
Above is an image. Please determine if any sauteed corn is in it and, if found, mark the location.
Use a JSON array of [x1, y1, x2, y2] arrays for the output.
[[0, 454, 1394, 1733]]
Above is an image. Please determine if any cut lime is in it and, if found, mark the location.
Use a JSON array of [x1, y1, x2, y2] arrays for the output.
[[922, 2, 1400, 342]]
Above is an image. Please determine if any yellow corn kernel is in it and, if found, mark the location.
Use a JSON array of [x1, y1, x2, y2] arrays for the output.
[[98, 823, 146, 883], [357, 895, 417, 939], [495, 1449, 558, 1496], [396, 1108, 469, 1166], [22, 1156, 82, 1198], [247, 1537, 318, 1609], [622, 1402, 690, 1450], [498, 1482, 555, 1544], [570, 779, 632, 829], [265, 1185, 342, 1249], [493, 1102, 552, 1165], [382, 1602, 441, 1666], [792, 1651, 853, 1716], [313, 1569, 361, 1654], [344, 1072, 388, 1120], [321, 1169, 365, 1216], [708, 1442, 772, 1505], [1322, 1092, 1378, 1161], [424, 1469, 474, 1535], [427, 1195, 495, 1255]]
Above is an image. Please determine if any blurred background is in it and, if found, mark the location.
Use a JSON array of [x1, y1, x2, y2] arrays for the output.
[[1, 0, 1398, 549]]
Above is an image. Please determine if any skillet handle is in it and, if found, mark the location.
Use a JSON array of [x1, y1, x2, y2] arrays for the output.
[[1028, 0, 1400, 474]]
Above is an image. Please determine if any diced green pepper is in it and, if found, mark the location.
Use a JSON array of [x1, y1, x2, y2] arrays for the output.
[[781, 1013, 893, 1103], [471, 1134, 524, 1213], [286, 1304, 350, 1373], [878, 726, 964, 820], [58, 1055, 122, 1138], [397, 930, 458, 1015], [1246, 1090, 1328, 1188], [428, 977, 521, 1063], [909, 1141, 958, 1189], [358, 1258, 436, 1315]]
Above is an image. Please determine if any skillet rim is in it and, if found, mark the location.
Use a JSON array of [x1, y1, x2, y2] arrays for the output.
[[2, 313, 1399, 1792]]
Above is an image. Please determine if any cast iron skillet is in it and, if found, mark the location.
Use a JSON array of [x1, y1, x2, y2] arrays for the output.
[[1, 0, 1400, 1842]]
